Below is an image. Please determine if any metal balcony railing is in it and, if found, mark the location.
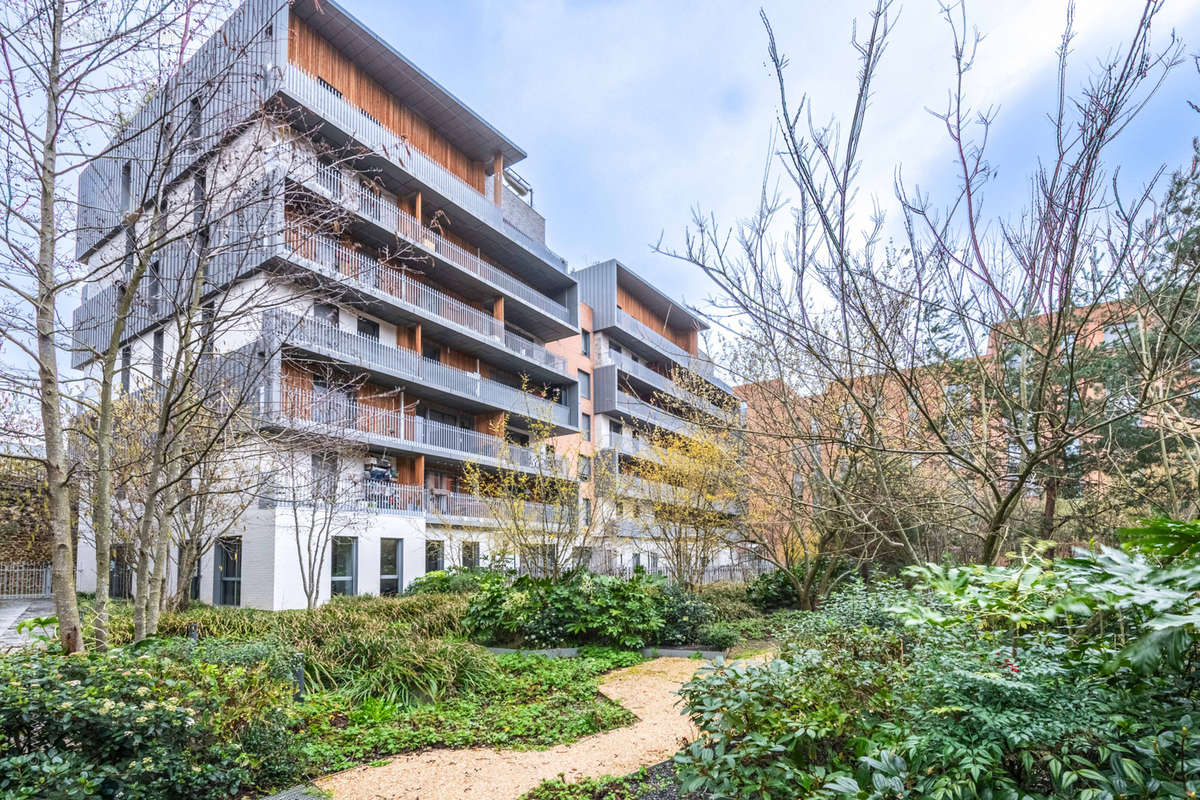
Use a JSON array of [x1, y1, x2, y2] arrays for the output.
[[267, 310, 572, 427], [291, 156, 571, 323], [614, 309, 716, 379], [616, 391, 697, 437], [271, 386, 564, 473], [282, 67, 571, 312], [599, 431, 658, 460], [597, 349, 730, 420], [281, 226, 567, 373]]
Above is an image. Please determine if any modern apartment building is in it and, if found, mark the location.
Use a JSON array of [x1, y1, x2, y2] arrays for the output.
[[68, 0, 745, 609], [570, 260, 745, 577]]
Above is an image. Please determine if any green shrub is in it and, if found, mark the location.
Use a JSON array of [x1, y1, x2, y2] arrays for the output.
[[697, 622, 739, 650], [696, 580, 759, 621], [678, 546, 1200, 800], [746, 568, 806, 610], [464, 571, 664, 649], [655, 584, 714, 646], [151, 593, 470, 691], [336, 637, 497, 706], [404, 566, 490, 595], [0, 642, 301, 799]]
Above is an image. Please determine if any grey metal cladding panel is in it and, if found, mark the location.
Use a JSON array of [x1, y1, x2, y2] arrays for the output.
[[75, 0, 281, 260], [592, 363, 618, 415], [574, 260, 618, 329]]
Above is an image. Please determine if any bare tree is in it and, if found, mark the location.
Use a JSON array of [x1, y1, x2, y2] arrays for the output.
[[459, 406, 618, 580], [0, 0, 259, 651], [661, 0, 1195, 565]]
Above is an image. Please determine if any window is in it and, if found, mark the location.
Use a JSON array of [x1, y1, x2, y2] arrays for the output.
[[609, 420, 623, 436], [312, 452, 339, 499], [380, 538, 403, 596], [120, 346, 131, 394], [187, 97, 201, 152], [149, 261, 161, 314], [110, 543, 134, 600], [572, 546, 594, 569], [423, 343, 441, 362], [462, 541, 481, 569], [314, 301, 338, 326], [581, 412, 591, 442], [214, 537, 241, 606], [579, 455, 592, 480], [582, 497, 593, 526], [120, 161, 132, 211], [610, 342, 623, 355], [578, 369, 591, 400], [581, 330, 591, 356], [152, 329, 164, 384], [331, 537, 357, 596], [425, 540, 445, 573], [357, 317, 379, 340]]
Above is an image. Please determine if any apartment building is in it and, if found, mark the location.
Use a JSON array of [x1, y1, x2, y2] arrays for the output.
[[570, 260, 746, 577], [68, 0, 745, 608]]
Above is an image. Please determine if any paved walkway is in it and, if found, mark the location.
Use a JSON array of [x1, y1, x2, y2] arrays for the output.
[[318, 656, 707, 800], [0, 598, 55, 649]]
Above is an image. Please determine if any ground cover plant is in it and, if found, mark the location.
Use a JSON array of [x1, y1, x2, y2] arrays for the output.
[[0, 638, 304, 799], [29, 592, 650, 795], [519, 761, 703, 800], [295, 647, 643, 771], [674, 522, 1200, 799]]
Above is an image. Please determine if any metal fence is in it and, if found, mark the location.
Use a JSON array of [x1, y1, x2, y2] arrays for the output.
[[0, 563, 51, 598]]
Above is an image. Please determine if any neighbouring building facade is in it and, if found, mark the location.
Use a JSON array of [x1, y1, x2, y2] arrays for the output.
[[67, 0, 747, 609]]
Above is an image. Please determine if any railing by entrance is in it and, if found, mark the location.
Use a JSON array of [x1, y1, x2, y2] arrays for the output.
[[0, 563, 51, 598]]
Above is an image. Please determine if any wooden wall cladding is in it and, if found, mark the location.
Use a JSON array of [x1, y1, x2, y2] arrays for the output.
[[616, 285, 695, 353], [288, 15, 487, 193]]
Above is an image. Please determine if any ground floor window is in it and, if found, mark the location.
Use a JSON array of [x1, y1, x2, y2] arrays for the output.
[[425, 539, 445, 573], [461, 541, 480, 569], [331, 536, 357, 596], [214, 538, 241, 606], [110, 543, 135, 600], [380, 537, 403, 595]]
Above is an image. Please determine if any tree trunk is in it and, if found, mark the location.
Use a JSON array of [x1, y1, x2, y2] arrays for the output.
[[35, 0, 83, 654], [1040, 476, 1058, 542]]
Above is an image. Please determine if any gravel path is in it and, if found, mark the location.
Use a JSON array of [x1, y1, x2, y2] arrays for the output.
[[317, 656, 706, 800]]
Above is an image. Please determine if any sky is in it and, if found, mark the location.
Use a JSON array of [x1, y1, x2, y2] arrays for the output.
[[335, 0, 1200, 322]]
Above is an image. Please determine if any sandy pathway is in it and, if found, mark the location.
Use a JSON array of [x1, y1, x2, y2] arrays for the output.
[[317, 656, 705, 800]]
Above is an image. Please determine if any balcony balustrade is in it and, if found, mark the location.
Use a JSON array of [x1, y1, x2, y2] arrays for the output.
[[271, 477, 564, 526], [270, 385, 563, 473], [281, 225, 567, 373], [266, 310, 573, 428], [597, 349, 730, 420], [281, 67, 570, 297], [614, 309, 717, 380]]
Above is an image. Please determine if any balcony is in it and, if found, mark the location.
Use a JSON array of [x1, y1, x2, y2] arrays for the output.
[[290, 157, 573, 329], [596, 349, 731, 421], [615, 391, 698, 438], [266, 310, 574, 429], [280, 67, 571, 299], [614, 309, 721, 383], [599, 431, 659, 461], [268, 385, 564, 474], [271, 478, 566, 528], [280, 225, 567, 375]]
